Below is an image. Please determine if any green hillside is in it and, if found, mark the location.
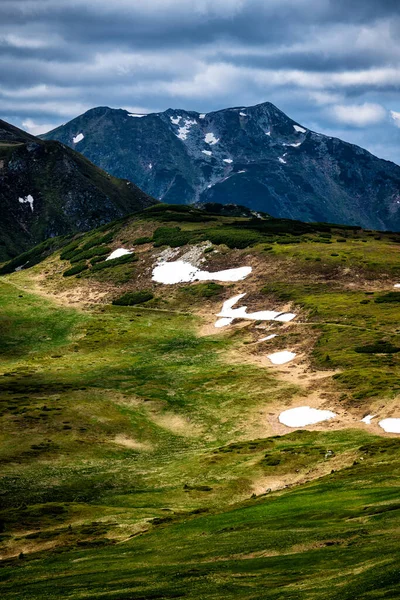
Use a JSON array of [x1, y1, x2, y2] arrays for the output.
[[0, 205, 399, 599]]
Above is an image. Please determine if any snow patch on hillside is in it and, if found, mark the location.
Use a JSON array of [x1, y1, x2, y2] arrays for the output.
[[379, 418, 400, 433], [279, 406, 336, 427], [216, 293, 296, 325], [73, 133, 84, 143], [106, 248, 133, 261], [205, 133, 219, 145], [18, 194, 34, 212], [268, 351, 296, 365], [239, 112, 247, 117], [293, 125, 306, 133], [279, 157, 287, 164], [223, 158, 233, 164], [152, 261, 252, 284], [202, 150, 212, 156], [170, 116, 182, 125], [128, 114, 146, 118], [361, 414, 376, 425], [177, 119, 197, 141]]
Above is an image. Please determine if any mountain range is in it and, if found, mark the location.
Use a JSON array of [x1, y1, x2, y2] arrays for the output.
[[0, 120, 154, 261], [42, 101, 400, 231]]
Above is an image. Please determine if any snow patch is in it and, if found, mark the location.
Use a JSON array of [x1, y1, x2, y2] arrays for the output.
[[199, 114, 206, 119], [239, 112, 247, 117], [216, 293, 296, 325], [379, 418, 400, 433], [361, 414, 376, 425], [265, 131, 271, 136], [170, 115, 182, 125], [278, 157, 287, 164], [259, 334, 277, 342], [293, 125, 306, 133], [237, 170, 246, 174], [394, 284, 400, 288], [202, 150, 212, 156], [289, 142, 302, 147], [215, 317, 234, 328], [205, 132, 219, 145], [128, 113, 146, 118], [152, 261, 252, 285], [148, 163, 153, 169], [18, 194, 34, 212], [106, 248, 133, 261], [177, 119, 197, 141], [279, 406, 336, 427], [73, 133, 84, 144], [268, 351, 296, 365], [223, 158, 233, 164]]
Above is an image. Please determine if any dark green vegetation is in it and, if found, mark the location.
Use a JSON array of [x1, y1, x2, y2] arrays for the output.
[[42, 101, 400, 230], [112, 290, 154, 305], [0, 119, 154, 262], [1, 206, 400, 598]]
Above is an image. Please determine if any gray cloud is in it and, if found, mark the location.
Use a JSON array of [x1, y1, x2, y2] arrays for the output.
[[1, 0, 400, 163]]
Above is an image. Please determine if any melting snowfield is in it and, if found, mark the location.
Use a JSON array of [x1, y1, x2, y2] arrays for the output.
[[361, 414, 376, 425], [379, 418, 400, 433], [106, 248, 133, 261], [152, 261, 252, 284], [73, 133, 84, 143], [279, 406, 336, 428], [216, 293, 296, 326], [267, 351, 296, 365], [18, 194, 34, 212]]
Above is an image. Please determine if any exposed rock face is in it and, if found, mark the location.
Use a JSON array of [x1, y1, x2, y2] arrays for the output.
[[42, 102, 400, 231], [0, 120, 155, 260]]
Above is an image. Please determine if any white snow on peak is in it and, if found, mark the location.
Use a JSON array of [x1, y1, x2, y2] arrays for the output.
[[128, 113, 146, 118], [289, 142, 302, 147], [205, 132, 219, 145], [216, 293, 296, 325], [202, 150, 212, 156], [239, 112, 247, 117], [361, 414, 376, 425], [152, 261, 252, 285], [279, 406, 336, 427], [176, 118, 197, 141], [73, 133, 84, 144], [106, 248, 133, 261], [223, 158, 233, 164], [170, 115, 182, 125], [379, 418, 400, 433], [278, 157, 287, 164], [18, 194, 34, 212], [268, 351, 296, 365], [199, 114, 206, 119], [293, 125, 306, 133]]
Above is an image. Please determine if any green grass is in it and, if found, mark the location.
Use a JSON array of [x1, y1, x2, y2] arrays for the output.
[[1, 210, 400, 598]]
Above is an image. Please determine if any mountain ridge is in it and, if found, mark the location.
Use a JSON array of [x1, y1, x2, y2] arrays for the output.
[[42, 100, 400, 231], [0, 120, 155, 260]]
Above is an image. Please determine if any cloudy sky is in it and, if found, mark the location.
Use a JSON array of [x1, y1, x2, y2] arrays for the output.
[[1, 0, 400, 163]]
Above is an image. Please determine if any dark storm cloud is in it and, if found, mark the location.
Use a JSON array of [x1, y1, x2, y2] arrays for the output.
[[1, 0, 400, 162]]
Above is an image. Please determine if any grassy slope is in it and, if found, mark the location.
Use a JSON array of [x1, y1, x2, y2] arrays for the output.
[[0, 206, 400, 598]]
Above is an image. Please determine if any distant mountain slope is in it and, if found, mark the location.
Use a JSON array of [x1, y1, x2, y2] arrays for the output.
[[42, 102, 400, 231], [0, 120, 155, 261]]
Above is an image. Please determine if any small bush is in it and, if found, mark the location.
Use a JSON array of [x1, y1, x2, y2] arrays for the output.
[[91, 253, 137, 271], [112, 291, 154, 306], [206, 228, 261, 249], [70, 246, 111, 263], [63, 263, 88, 277], [152, 227, 192, 248], [133, 236, 152, 245], [355, 340, 400, 354], [182, 282, 224, 298], [375, 292, 400, 304]]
